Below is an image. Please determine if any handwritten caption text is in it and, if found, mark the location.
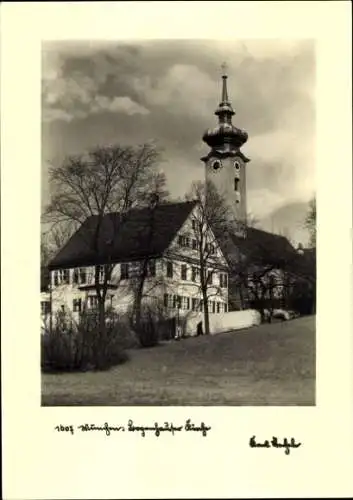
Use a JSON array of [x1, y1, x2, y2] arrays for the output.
[[54, 419, 211, 437]]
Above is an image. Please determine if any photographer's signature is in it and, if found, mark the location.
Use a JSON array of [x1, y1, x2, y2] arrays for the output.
[[249, 435, 302, 455]]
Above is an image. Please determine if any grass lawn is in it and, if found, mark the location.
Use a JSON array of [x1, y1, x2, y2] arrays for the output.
[[41, 315, 316, 406]]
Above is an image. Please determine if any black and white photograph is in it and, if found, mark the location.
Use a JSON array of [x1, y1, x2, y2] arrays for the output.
[[2, 2, 353, 499], [41, 39, 316, 407]]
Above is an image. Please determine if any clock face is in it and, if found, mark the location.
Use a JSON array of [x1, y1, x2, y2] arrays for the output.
[[211, 159, 222, 171], [234, 160, 241, 170]]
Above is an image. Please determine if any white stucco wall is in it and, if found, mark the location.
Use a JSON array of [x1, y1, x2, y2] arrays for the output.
[[185, 309, 261, 336]]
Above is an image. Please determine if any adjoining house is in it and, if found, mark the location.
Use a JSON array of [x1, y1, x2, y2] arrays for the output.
[[42, 200, 229, 330]]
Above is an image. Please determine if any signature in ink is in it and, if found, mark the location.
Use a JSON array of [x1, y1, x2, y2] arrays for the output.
[[249, 435, 302, 455]]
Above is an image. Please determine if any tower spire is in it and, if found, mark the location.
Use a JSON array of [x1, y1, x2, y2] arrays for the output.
[[214, 62, 234, 122], [201, 64, 249, 153], [221, 62, 229, 102]]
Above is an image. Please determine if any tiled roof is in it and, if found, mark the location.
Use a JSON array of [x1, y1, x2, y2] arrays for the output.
[[229, 228, 315, 281], [48, 201, 197, 270], [231, 227, 297, 266]]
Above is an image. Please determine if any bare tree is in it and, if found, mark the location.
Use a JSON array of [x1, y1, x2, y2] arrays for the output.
[[129, 193, 166, 344], [43, 142, 168, 359], [41, 222, 76, 265], [184, 180, 235, 335]]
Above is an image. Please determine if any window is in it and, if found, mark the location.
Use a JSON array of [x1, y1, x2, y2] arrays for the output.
[[164, 294, 174, 309], [192, 298, 198, 312], [206, 243, 215, 255], [166, 261, 173, 278], [41, 301, 51, 315], [98, 265, 105, 283], [73, 269, 79, 284], [224, 303, 228, 313], [148, 260, 156, 277], [173, 295, 182, 309], [53, 271, 59, 287], [234, 178, 240, 192], [192, 239, 197, 250], [80, 268, 87, 284], [73, 298, 82, 312], [220, 273, 228, 288], [182, 296, 190, 310], [192, 219, 197, 231], [191, 266, 200, 282], [207, 270, 213, 284], [181, 264, 187, 280], [212, 301, 216, 314], [217, 302, 221, 314], [88, 296, 98, 309], [234, 160, 240, 170], [121, 263, 129, 280], [178, 235, 191, 248], [62, 269, 70, 284]]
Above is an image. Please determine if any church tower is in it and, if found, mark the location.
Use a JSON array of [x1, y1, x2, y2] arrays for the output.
[[201, 64, 250, 232]]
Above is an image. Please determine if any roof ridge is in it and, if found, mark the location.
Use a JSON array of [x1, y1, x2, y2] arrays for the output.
[[103, 199, 197, 218]]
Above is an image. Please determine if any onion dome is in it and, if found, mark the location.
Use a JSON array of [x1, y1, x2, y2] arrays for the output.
[[202, 63, 248, 150]]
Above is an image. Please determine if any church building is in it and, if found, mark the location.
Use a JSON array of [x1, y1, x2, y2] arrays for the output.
[[200, 65, 301, 311], [41, 64, 303, 329]]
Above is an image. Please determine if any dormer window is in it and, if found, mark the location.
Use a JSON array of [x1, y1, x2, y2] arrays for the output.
[[234, 160, 241, 170]]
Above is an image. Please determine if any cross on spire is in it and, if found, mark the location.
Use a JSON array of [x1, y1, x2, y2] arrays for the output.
[[221, 61, 228, 77]]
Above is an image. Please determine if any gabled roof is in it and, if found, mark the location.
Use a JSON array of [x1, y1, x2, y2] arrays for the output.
[[228, 228, 316, 282], [48, 201, 197, 270]]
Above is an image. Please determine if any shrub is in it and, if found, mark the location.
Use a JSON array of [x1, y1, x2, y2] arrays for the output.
[[41, 309, 129, 373], [136, 309, 160, 348], [132, 301, 169, 348]]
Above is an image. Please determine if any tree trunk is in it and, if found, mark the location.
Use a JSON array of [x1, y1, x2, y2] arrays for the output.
[[134, 260, 148, 344], [96, 297, 106, 369], [202, 288, 210, 335]]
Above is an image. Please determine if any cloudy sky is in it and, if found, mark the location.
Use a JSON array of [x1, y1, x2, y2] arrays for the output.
[[42, 39, 315, 245]]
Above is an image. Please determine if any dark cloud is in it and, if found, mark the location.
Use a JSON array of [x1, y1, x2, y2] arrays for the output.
[[42, 39, 315, 243]]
